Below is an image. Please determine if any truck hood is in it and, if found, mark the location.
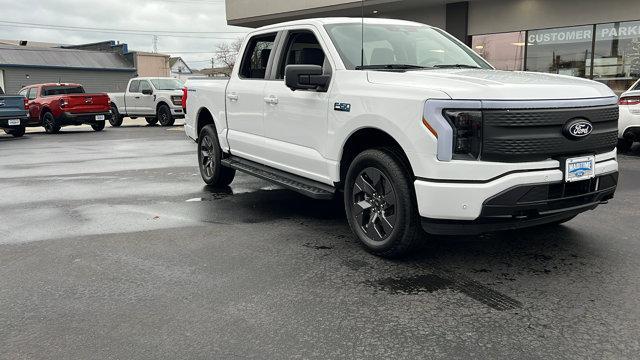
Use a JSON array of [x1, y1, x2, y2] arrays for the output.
[[367, 69, 616, 101]]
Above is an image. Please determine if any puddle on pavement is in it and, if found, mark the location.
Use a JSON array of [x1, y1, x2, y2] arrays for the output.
[[369, 273, 522, 311]]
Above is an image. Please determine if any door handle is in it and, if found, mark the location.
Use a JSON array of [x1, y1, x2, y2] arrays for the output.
[[227, 93, 239, 101], [134, 96, 141, 99], [264, 95, 278, 105]]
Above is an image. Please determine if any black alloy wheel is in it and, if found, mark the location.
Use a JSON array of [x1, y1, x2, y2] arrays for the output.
[[344, 149, 423, 258], [42, 112, 60, 134], [157, 104, 175, 126], [109, 104, 123, 127], [197, 124, 235, 186], [351, 167, 398, 243]]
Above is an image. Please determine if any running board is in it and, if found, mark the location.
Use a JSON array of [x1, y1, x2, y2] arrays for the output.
[[221, 156, 336, 200]]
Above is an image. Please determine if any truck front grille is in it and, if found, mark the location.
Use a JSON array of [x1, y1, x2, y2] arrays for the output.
[[481, 105, 619, 162]]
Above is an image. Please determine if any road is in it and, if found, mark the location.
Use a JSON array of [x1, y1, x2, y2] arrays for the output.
[[1, 122, 639, 359]]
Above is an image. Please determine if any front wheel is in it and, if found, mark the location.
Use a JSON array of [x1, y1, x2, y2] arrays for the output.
[[157, 104, 175, 126], [42, 112, 60, 134], [109, 104, 123, 127], [344, 149, 423, 258], [198, 124, 235, 186], [91, 121, 105, 132]]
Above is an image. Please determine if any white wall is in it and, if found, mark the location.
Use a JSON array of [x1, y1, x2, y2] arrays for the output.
[[470, 0, 640, 35]]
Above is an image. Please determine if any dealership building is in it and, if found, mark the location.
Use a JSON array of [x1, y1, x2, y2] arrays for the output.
[[226, 0, 640, 94]]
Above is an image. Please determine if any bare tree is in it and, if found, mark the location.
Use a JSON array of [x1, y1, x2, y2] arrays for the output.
[[214, 38, 244, 76]]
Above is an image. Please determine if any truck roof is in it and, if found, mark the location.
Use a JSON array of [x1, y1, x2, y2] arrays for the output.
[[251, 17, 431, 34], [130, 77, 177, 81]]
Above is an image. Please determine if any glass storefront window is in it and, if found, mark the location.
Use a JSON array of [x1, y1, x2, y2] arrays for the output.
[[471, 31, 525, 71], [526, 25, 594, 78], [593, 21, 640, 94]]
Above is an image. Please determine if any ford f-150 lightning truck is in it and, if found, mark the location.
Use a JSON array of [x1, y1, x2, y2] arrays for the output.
[[184, 18, 620, 257]]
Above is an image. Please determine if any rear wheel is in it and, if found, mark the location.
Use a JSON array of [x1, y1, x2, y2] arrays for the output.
[[344, 149, 423, 258], [198, 124, 235, 186], [42, 112, 60, 134], [157, 104, 175, 126], [91, 121, 105, 131], [109, 104, 123, 127], [6, 126, 26, 137], [145, 117, 158, 125], [618, 138, 633, 153]]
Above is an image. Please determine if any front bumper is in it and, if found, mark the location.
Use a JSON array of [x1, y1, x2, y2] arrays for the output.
[[60, 111, 112, 125], [415, 157, 618, 235]]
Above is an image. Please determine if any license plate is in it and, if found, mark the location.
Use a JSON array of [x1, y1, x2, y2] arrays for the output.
[[565, 155, 595, 182], [95, 115, 105, 121], [8, 119, 20, 126]]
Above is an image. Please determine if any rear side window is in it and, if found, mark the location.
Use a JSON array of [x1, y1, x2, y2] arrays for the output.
[[633, 80, 640, 91], [42, 86, 85, 96], [129, 80, 140, 93], [239, 33, 277, 79], [27, 88, 38, 100]]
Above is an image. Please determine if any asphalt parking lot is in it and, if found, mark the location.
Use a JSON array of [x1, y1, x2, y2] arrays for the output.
[[1, 122, 640, 359]]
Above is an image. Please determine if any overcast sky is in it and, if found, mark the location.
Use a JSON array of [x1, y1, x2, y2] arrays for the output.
[[0, 0, 250, 69]]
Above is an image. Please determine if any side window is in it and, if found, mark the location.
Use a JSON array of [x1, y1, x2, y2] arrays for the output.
[[277, 31, 328, 79], [27, 88, 37, 100], [633, 80, 640, 91], [18, 89, 27, 97], [239, 33, 277, 79], [139, 81, 152, 93], [129, 80, 140, 93]]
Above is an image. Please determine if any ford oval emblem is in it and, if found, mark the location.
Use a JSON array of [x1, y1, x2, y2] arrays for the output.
[[563, 118, 593, 140]]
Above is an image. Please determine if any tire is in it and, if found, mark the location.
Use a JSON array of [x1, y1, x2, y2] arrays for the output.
[[91, 121, 105, 132], [109, 104, 123, 127], [42, 112, 60, 134], [344, 148, 422, 258], [6, 126, 26, 138], [618, 138, 633, 153], [198, 124, 235, 186], [145, 117, 158, 125], [157, 104, 175, 126]]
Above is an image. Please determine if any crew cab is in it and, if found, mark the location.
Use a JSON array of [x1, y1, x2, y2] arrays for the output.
[[0, 86, 28, 138], [109, 77, 184, 127], [617, 79, 640, 152], [184, 18, 620, 257], [19, 83, 110, 134]]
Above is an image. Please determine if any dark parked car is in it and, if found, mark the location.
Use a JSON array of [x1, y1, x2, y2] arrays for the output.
[[0, 86, 28, 138]]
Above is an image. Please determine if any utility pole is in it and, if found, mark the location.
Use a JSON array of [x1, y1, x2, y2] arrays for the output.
[[211, 58, 215, 77], [152, 35, 159, 53]]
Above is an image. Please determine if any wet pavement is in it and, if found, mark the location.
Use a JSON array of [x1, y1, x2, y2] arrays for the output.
[[1, 123, 640, 359]]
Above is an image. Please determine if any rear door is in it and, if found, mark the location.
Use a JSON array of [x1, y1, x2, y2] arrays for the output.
[[225, 32, 279, 159], [125, 80, 141, 113], [262, 27, 334, 183]]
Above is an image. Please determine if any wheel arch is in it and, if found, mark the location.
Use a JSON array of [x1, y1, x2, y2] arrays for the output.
[[195, 106, 218, 140], [338, 127, 415, 189], [156, 101, 170, 112]]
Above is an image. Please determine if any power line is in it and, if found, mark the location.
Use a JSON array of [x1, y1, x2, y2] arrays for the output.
[[0, 20, 248, 36]]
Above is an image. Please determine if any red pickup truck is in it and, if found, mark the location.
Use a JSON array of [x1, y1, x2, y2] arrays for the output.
[[18, 83, 111, 134]]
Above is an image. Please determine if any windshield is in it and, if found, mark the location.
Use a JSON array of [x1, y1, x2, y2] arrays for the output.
[[42, 86, 85, 96], [150, 78, 184, 90], [324, 23, 491, 70]]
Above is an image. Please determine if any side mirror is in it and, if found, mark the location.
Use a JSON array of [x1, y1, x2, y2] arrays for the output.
[[141, 89, 153, 95], [285, 65, 331, 92]]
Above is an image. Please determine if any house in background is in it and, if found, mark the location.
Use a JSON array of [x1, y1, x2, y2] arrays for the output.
[[170, 57, 194, 80]]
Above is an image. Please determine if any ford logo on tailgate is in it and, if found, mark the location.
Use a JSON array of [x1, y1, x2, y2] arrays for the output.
[[563, 118, 593, 139]]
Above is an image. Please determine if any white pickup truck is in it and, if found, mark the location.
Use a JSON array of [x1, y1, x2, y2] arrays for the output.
[[184, 18, 619, 257], [109, 77, 185, 127]]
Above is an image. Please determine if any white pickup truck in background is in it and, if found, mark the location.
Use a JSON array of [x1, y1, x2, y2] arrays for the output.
[[184, 18, 620, 258], [109, 77, 185, 127]]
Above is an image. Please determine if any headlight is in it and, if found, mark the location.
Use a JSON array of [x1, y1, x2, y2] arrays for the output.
[[171, 95, 182, 106], [443, 110, 482, 160]]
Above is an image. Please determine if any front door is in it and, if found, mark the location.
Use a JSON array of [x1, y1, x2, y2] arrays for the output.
[[225, 32, 278, 160], [262, 29, 332, 184]]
